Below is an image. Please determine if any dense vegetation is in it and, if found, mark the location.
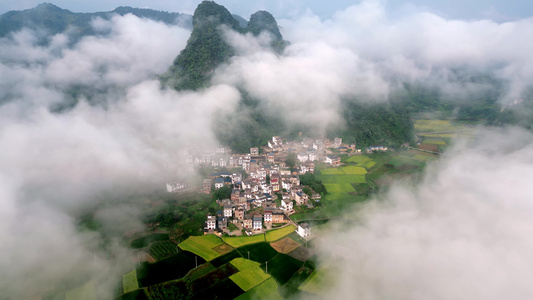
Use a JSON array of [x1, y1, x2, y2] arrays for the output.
[[160, 1, 286, 91], [330, 100, 415, 148]]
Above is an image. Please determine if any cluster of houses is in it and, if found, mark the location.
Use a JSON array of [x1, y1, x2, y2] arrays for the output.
[[202, 136, 357, 235], [162, 136, 389, 237], [180, 136, 360, 173]]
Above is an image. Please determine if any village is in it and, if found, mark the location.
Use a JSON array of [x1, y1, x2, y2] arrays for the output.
[[166, 136, 387, 240]]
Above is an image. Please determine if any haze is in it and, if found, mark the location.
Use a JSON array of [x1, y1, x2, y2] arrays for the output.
[[2, 1, 533, 299]]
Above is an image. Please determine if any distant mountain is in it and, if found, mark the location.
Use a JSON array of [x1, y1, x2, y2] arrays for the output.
[[160, 1, 287, 91], [0, 3, 193, 41]]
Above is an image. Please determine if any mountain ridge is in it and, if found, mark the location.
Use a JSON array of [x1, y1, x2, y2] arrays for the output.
[[160, 1, 287, 91]]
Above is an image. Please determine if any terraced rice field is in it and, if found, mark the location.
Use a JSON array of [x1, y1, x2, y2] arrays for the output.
[[320, 174, 366, 184], [346, 155, 371, 163], [230, 258, 261, 271], [319, 168, 345, 175], [235, 277, 282, 300], [323, 183, 355, 193], [148, 241, 177, 261], [123, 269, 139, 293], [341, 166, 367, 175], [223, 234, 266, 248], [230, 266, 271, 291], [299, 268, 336, 296], [179, 235, 225, 261], [414, 120, 460, 132], [422, 140, 446, 145], [265, 225, 297, 242]]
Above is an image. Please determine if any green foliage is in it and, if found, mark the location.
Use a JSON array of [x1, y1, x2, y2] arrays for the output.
[[212, 185, 232, 200], [299, 173, 327, 195], [161, 1, 242, 90], [285, 152, 297, 170], [331, 100, 414, 149]]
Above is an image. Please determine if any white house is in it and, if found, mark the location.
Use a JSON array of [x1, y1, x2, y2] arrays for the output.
[[308, 152, 318, 161], [296, 223, 311, 238], [334, 137, 342, 148], [166, 182, 186, 193], [253, 214, 263, 230], [297, 153, 309, 163], [223, 204, 233, 218], [281, 199, 293, 211], [206, 215, 216, 230], [214, 178, 225, 189]]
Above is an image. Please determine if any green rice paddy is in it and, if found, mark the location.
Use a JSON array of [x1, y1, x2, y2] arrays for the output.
[[123, 269, 139, 294], [265, 225, 297, 242], [178, 235, 225, 261], [223, 234, 266, 248], [230, 267, 271, 291]]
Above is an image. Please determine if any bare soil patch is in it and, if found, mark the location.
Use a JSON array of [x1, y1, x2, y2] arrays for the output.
[[270, 237, 301, 254]]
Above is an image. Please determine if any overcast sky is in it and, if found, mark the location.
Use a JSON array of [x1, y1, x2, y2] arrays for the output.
[[1, 0, 532, 21]]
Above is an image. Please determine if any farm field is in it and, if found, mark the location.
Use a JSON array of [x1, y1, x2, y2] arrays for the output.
[[223, 234, 265, 247], [299, 268, 336, 296], [148, 240, 177, 261], [230, 266, 271, 291], [137, 251, 206, 287], [422, 139, 446, 145], [179, 235, 225, 261], [211, 250, 243, 268], [346, 155, 371, 163], [236, 277, 282, 300], [266, 254, 304, 285], [270, 237, 301, 254], [230, 257, 261, 271], [414, 119, 461, 132], [341, 166, 367, 175], [118, 289, 148, 300], [187, 262, 216, 281], [65, 281, 97, 300], [323, 183, 355, 193], [265, 225, 296, 242], [130, 233, 169, 249], [189, 278, 244, 300], [123, 269, 139, 294], [237, 243, 278, 263], [320, 174, 366, 184], [319, 168, 345, 175], [189, 263, 240, 294]]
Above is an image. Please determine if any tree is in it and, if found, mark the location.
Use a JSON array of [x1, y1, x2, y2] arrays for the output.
[[285, 152, 297, 170], [212, 185, 232, 200]]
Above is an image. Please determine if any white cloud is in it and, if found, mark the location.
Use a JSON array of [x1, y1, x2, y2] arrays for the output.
[[314, 127, 533, 300]]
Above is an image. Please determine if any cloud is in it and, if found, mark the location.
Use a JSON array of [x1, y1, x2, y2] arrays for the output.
[[312, 127, 533, 300], [3, 1, 533, 298], [213, 0, 533, 119], [0, 13, 241, 298]]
